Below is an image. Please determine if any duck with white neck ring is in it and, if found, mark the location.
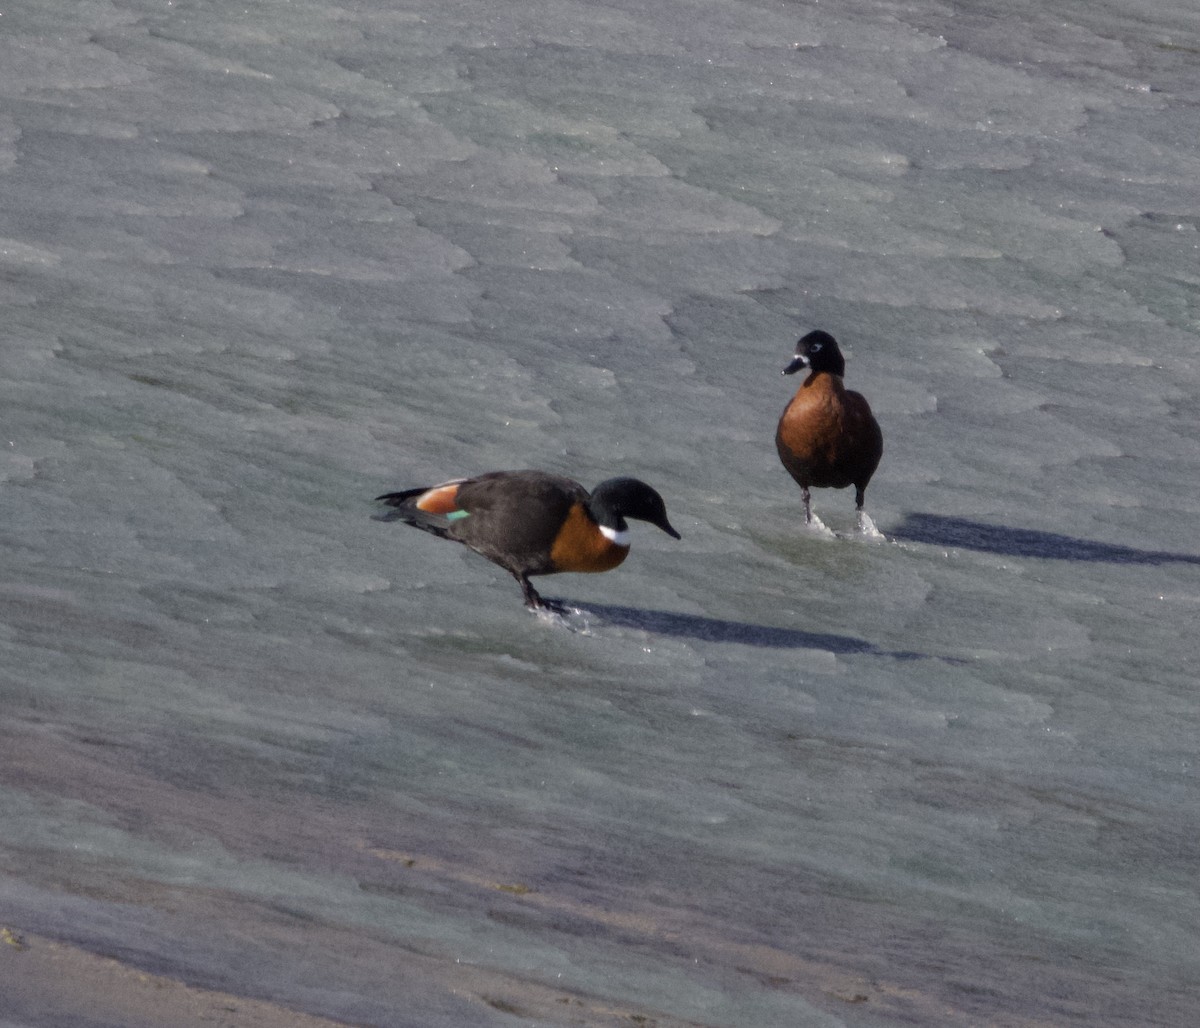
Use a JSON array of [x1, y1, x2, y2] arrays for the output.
[[375, 470, 680, 611]]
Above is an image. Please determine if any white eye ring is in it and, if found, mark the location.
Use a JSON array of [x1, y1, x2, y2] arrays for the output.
[[810, 342, 822, 352]]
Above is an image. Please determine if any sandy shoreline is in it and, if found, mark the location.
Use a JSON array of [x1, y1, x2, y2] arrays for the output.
[[0, 921, 726, 1028], [0, 928, 355, 1028]]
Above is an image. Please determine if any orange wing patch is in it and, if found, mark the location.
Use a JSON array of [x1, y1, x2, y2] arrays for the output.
[[415, 481, 463, 514], [550, 503, 630, 574]]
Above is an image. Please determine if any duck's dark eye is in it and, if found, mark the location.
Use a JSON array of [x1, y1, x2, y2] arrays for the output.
[[810, 342, 822, 352]]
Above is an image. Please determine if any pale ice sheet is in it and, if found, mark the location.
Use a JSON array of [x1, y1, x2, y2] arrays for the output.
[[2, 0, 1199, 1025]]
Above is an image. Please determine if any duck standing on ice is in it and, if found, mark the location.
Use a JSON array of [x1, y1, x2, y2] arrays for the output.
[[375, 470, 680, 611], [776, 330, 883, 529]]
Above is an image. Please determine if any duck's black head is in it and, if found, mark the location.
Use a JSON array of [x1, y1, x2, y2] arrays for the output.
[[589, 478, 681, 539], [782, 329, 845, 377]]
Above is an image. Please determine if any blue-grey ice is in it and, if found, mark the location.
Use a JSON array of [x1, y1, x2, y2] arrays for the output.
[[2, 0, 1199, 1024]]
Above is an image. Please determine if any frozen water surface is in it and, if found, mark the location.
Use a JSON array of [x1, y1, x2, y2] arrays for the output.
[[2, 0, 1199, 1024]]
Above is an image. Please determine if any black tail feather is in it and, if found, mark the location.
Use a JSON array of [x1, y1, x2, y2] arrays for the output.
[[375, 486, 429, 506], [372, 487, 453, 538]]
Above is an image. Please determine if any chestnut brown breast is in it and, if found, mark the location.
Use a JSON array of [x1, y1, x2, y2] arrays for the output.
[[549, 503, 630, 573], [776, 372, 882, 491]]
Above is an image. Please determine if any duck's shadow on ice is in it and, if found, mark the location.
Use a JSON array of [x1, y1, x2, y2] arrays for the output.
[[561, 601, 928, 659], [892, 513, 1200, 566]]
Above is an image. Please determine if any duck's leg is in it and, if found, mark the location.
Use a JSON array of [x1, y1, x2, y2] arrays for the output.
[[802, 486, 812, 524], [516, 572, 543, 608], [516, 573, 570, 614], [854, 484, 878, 535]]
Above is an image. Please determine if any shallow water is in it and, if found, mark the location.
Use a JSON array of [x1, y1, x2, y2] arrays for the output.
[[2, 0, 1199, 1025]]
